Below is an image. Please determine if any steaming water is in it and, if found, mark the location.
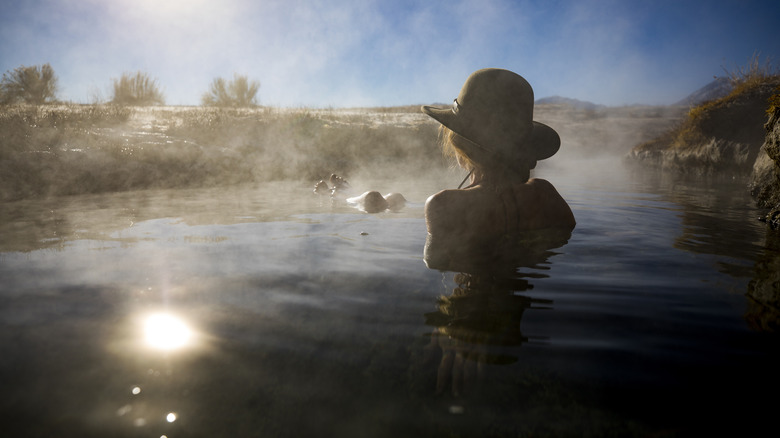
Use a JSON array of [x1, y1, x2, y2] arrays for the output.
[[1, 159, 778, 437]]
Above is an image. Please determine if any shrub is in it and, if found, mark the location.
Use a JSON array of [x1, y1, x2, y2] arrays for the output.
[[721, 52, 779, 96], [0, 63, 59, 105], [202, 74, 260, 107], [111, 71, 165, 106]]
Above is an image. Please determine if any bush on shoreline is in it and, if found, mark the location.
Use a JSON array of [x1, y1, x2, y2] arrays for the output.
[[111, 71, 165, 106], [201, 74, 260, 107], [0, 64, 59, 105]]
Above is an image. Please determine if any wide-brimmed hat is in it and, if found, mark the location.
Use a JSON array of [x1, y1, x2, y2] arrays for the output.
[[421, 68, 560, 162]]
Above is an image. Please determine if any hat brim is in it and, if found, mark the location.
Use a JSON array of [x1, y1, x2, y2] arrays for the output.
[[421, 105, 560, 161]]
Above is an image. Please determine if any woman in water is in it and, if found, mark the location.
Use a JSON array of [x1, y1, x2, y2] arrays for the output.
[[421, 68, 575, 269]]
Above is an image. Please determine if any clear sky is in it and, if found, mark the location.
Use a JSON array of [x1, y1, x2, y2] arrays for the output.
[[1, 0, 778, 107]]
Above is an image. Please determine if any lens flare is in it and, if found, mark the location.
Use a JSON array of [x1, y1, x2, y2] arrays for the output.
[[143, 313, 192, 351]]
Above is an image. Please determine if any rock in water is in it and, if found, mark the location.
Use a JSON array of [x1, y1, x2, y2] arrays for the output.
[[348, 191, 388, 213], [384, 193, 406, 211]]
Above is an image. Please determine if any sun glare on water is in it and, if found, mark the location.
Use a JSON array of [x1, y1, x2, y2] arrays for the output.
[[143, 313, 193, 351]]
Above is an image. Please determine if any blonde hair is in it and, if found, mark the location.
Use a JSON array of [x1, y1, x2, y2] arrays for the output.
[[438, 125, 531, 184], [439, 125, 477, 169]]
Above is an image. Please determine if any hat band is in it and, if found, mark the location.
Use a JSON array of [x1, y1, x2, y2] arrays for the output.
[[450, 98, 490, 153]]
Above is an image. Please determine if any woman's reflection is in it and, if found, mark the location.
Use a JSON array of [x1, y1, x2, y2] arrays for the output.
[[422, 230, 571, 398]]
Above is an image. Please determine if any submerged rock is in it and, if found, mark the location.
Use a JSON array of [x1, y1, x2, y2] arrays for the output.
[[351, 191, 387, 213], [347, 191, 406, 213], [383, 192, 406, 211]]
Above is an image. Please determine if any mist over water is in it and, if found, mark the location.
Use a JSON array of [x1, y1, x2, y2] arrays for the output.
[[0, 100, 688, 204], [0, 105, 450, 202]]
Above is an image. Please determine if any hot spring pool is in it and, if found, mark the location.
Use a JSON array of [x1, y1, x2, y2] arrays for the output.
[[1, 160, 778, 437]]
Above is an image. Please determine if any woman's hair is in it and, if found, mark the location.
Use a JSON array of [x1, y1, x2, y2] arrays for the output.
[[438, 125, 531, 184], [439, 125, 478, 170]]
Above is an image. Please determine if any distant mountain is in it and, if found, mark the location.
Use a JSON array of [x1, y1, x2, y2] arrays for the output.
[[535, 96, 605, 110], [674, 77, 733, 106]]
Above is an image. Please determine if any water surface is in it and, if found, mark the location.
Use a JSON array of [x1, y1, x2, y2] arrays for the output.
[[1, 161, 778, 437]]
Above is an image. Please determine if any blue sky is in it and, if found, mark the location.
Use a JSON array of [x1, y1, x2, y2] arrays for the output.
[[1, 0, 778, 107]]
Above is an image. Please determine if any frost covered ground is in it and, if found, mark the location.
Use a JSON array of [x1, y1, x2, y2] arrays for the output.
[[0, 103, 685, 202]]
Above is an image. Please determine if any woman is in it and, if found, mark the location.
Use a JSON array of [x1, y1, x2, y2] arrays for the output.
[[421, 68, 575, 269]]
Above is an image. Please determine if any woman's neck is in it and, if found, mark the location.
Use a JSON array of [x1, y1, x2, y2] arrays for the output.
[[468, 167, 530, 188]]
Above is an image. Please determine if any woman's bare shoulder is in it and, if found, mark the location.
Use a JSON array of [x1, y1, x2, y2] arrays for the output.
[[425, 188, 485, 232], [526, 177, 558, 191], [425, 187, 487, 211], [425, 190, 458, 224], [526, 178, 576, 228]]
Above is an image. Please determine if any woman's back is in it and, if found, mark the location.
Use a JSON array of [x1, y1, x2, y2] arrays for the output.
[[424, 178, 575, 270], [426, 178, 574, 236]]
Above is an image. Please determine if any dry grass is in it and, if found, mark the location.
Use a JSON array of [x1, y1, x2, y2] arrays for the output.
[[0, 104, 440, 201], [634, 55, 780, 153], [684, 53, 779, 123], [722, 52, 778, 93]]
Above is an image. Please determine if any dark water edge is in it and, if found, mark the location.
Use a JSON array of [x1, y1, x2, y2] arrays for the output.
[[1, 163, 780, 437], [550, 165, 780, 436]]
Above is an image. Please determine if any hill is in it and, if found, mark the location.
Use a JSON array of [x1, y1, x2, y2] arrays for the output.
[[674, 77, 733, 107], [626, 76, 780, 176], [535, 96, 605, 110]]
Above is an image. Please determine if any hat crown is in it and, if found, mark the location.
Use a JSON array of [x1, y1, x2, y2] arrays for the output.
[[456, 68, 535, 145]]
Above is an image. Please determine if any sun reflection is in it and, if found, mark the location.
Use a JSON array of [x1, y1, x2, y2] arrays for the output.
[[143, 313, 192, 351]]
